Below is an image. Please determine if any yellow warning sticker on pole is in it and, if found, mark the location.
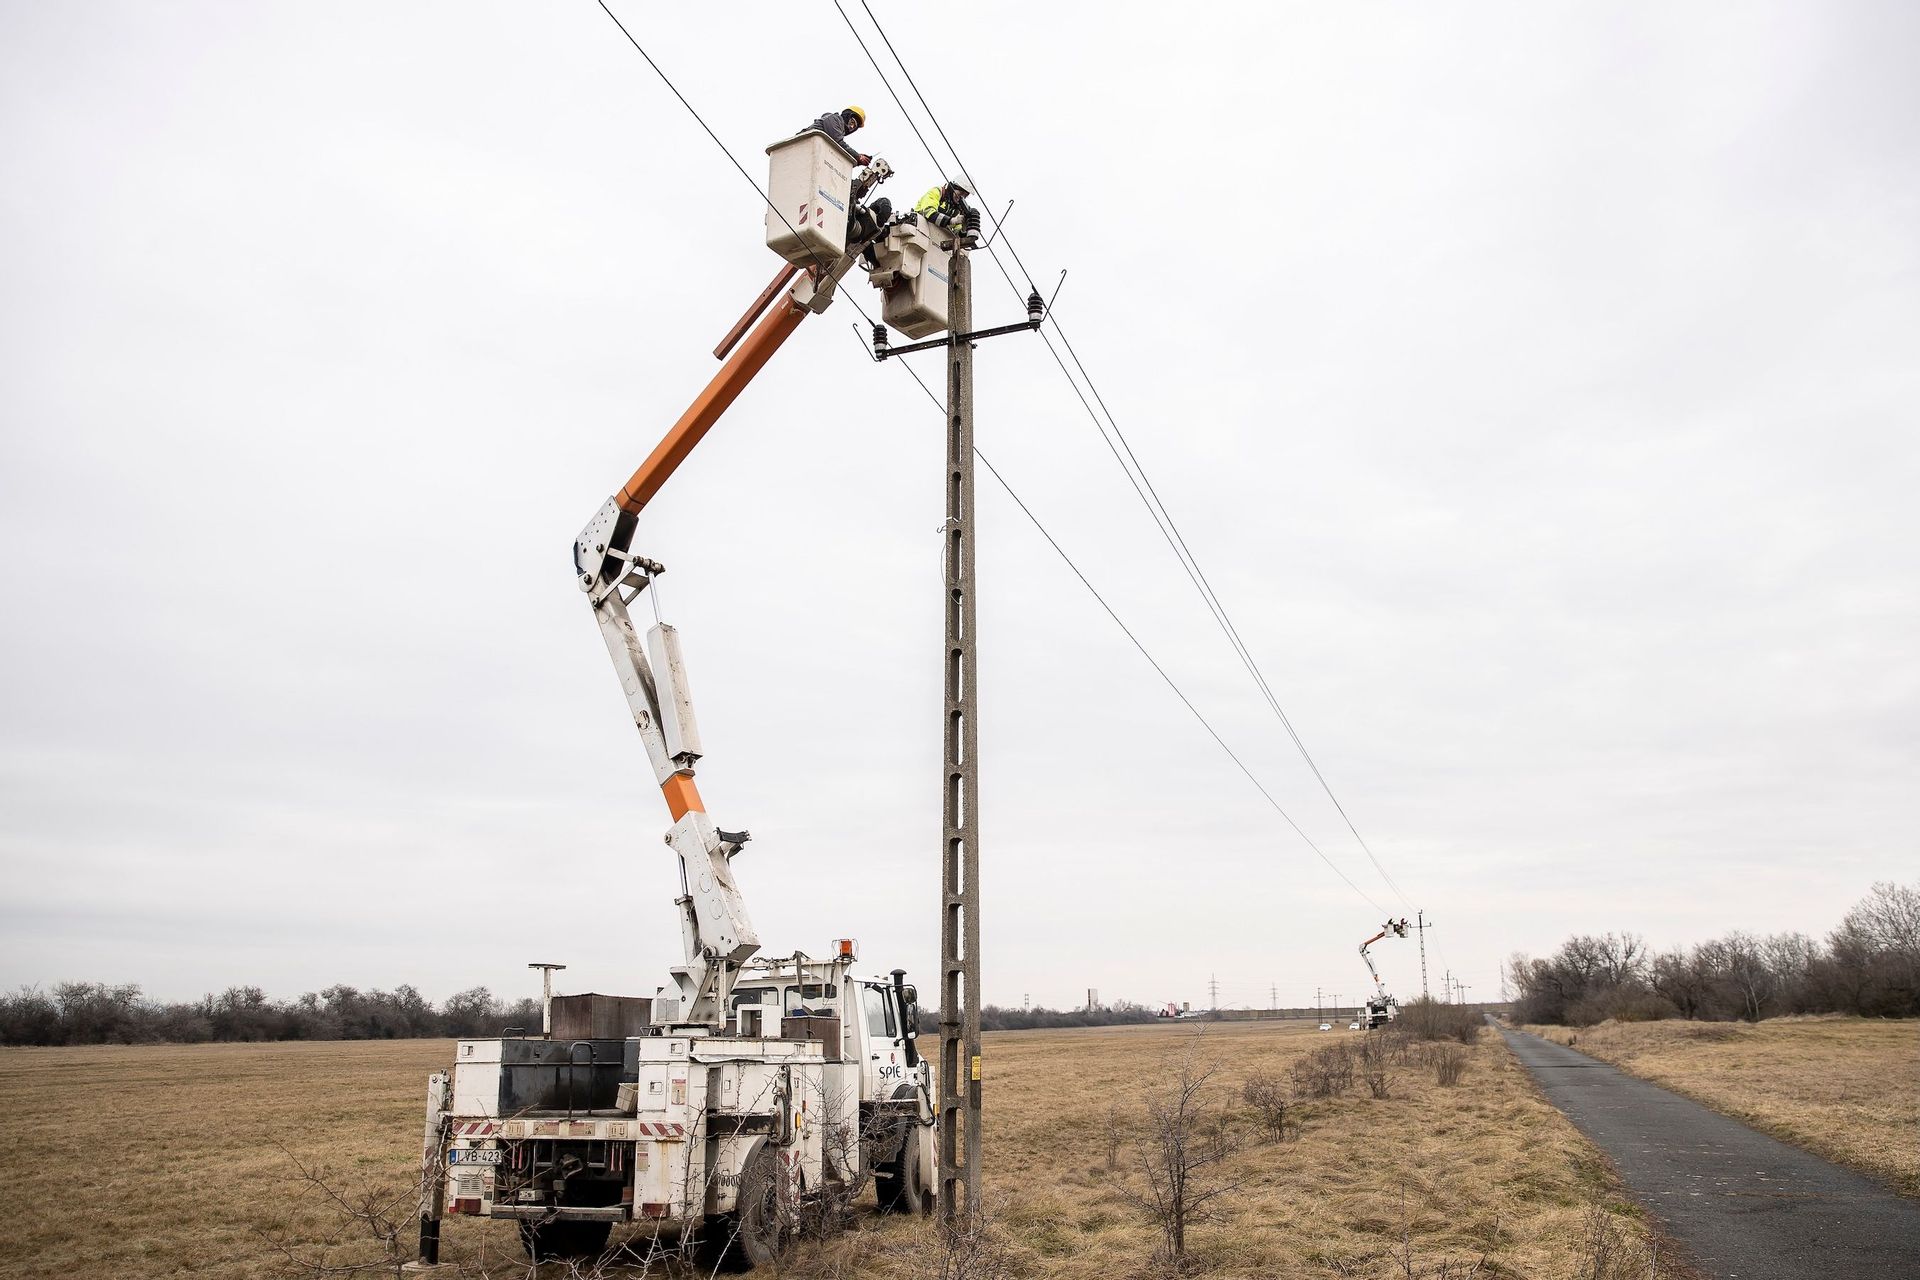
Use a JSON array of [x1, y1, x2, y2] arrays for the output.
[[970, 1055, 982, 1081]]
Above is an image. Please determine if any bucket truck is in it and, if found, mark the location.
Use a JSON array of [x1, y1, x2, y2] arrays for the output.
[[1357, 918, 1410, 1030], [408, 129, 955, 1272]]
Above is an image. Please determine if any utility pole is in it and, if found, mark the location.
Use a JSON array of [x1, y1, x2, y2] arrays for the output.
[[1416, 910, 1430, 1000], [879, 208, 1040, 1228], [1208, 973, 1220, 1010], [1443, 968, 1452, 1003], [1316, 987, 1322, 1023], [1270, 982, 1277, 1013], [936, 226, 980, 1228]]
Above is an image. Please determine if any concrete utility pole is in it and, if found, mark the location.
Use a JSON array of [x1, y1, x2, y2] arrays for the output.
[[528, 962, 566, 1035], [876, 209, 1040, 1227], [1416, 911, 1430, 1000], [1443, 968, 1452, 1003], [937, 232, 981, 1227], [1316, 987, 1322, 1023]]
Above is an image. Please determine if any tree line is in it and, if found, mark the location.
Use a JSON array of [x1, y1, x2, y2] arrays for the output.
[[0, 981, 543, 1046], [1509, 880, 1919, 1025], [974, 1000, 1162, 1032], [0, 981, 1181, 1046]]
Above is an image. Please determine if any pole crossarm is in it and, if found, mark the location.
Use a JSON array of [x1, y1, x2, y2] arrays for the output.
[[872, 287, 1043, 361]]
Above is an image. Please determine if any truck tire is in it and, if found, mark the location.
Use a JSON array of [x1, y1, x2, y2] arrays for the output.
[[517, 1218, 610, 1261], [733, 1141, 786, 1267], [697, 1140, 786, 1272], [874, 1135, 923, 1215]]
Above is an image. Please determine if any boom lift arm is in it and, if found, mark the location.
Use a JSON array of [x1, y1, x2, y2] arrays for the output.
[[1358, 918, 1411, 999], [571, 165, 892, 1026]]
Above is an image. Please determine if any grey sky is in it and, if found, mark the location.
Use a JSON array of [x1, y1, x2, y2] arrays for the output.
[[2, 2, 1914, 1016]]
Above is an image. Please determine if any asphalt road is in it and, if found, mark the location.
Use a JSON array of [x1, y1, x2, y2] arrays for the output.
[[1497, 1022, 1920, 1278]]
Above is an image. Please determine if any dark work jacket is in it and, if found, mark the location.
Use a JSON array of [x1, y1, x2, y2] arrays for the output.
[[808, 111, 862, 160]]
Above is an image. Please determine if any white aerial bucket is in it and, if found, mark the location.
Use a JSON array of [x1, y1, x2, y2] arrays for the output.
[[867, 218, 951, 339], [764, 131, 854, 269]]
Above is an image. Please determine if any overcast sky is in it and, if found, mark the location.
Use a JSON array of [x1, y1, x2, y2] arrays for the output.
[[2, 2, 1914, 1016]]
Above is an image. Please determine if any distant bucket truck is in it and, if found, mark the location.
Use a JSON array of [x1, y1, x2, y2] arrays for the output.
[[408, 125, 953, 1272], [1357, 918, 1411, 1030]]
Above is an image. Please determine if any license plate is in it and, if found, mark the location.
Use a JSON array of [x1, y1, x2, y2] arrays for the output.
[[451, 1148, 503, 1166]]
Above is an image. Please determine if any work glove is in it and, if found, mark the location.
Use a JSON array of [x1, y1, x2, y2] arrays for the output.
[[856, 153, 872, 166]]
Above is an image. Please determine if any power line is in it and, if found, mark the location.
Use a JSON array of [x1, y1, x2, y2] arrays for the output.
[[832, 0, 948, 190], [853, 0, 1039, 296], [836, 0, 1421, 915], [590, 0, 889, 338], [883, 358, 1392, 913], [971, 448, 1390, 915], [587, 2, 1391, 914]]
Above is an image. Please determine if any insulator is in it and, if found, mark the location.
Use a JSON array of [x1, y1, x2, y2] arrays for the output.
[[872, 323, 889, 355], [1026, 290, 1044, 326], [963, 207, 983, 239]]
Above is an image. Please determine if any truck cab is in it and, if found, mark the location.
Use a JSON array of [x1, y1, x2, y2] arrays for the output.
[[722, 950, 932, 1141]]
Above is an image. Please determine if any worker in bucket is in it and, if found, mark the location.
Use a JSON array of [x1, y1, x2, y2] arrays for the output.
[[806, 105, 873, 165], [914, 179, 975, 240], [804, 105, 892, 249]]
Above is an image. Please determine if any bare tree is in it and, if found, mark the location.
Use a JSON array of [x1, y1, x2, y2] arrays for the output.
[[1123, 1043, 1248, 1273], [936, 1195, 1016, 1280]]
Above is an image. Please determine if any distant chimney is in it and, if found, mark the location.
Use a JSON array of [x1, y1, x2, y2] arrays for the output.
[[1086, 988, 1099, 1012]]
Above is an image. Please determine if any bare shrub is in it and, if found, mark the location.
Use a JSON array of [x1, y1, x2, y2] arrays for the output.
[[1359, 1034, 1393, 1099], [1124, 1045, 1248, 1273], [1240, 1071, 1290, 1141], [1291, 1041, 1354, 1098], [1428, 1045, 1469, 1087], [1428, 1043, 1466, 1090], [1392, 997, 1482, 1044], [1106, 1101, 1123, 1169], [938, 1195, 1017, 1280], [256, 1144, 436, 1278], [1574, 1204, 1660, 1279]]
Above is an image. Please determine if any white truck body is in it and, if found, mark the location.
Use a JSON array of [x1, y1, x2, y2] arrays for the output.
[[421, 958, 933, 1267]]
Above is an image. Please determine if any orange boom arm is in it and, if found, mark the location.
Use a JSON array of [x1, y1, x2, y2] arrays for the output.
[[614, 291, 808, 519]]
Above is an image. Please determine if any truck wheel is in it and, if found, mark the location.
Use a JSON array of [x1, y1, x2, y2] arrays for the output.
[[518, 1219, 610, 1261], [732, 1142, 786, 1268], [874, 1136, 924, 1215]]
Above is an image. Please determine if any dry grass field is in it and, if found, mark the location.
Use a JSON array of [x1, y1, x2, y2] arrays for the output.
[[0, 1021, 1676, 1279], [1522, 1016, 1920, 1199]]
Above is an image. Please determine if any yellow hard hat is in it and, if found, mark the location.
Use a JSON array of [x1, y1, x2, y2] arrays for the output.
[[844, 105, 867, 126]]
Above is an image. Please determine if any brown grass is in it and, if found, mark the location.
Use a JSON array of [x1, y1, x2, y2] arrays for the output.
[[0, 1022, 1676, 1278], [1523, 1015, 1920, 1198]]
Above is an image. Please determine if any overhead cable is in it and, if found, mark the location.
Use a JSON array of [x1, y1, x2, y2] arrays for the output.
[[587, 0, 1389, 914], [838, 0, 1420, 915]]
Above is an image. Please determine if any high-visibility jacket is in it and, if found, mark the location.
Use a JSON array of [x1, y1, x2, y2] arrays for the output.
[[914, 186, 965, 227]]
